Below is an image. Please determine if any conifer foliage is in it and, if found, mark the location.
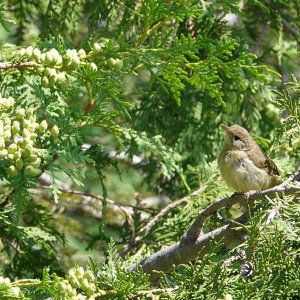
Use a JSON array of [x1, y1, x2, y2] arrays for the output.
[[0, 0, 299, 299]]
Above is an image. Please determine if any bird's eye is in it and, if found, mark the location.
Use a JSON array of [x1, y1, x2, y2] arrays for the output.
[[234, 135, 241, 141]]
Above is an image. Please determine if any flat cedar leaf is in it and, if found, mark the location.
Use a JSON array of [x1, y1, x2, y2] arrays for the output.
[[123, 128, 189, 191], [49, 184, 62, 203], [19, 226, 57, 243], [0, 0, 299, 297], [0, 2, 15, 32]]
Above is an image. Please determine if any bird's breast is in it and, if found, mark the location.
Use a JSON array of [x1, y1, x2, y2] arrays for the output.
[[218, 150, 271, 192]]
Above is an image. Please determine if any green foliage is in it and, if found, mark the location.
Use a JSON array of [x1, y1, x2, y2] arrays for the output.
[[169, 199, 300, 300], [0, 276, 25, 299], [8, 196, 300, 299], [0, 204, 64, 279], [0, 1, 14, 32], [271, 75, 300, 157], [124, 128, 189, 191], [32, 239, 151, 299], [0, 0, 298, 299]]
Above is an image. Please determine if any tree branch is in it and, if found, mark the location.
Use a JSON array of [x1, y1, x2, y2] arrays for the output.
[[139, 186, 207, 238], [181, 171, 300, 243], [281, 17, 299, 37], [0, 62, 37, 69], [136, 19, 168, 46], [120, 185, 207, 256], [130, 220, 245, 279], [129, 170, 300, 280], [38, 185, 154, 213]]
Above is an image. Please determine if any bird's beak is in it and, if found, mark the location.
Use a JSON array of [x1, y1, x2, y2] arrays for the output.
[[221, 123, 231, 135]]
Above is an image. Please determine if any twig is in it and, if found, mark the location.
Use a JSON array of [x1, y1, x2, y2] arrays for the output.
[[140, 186, 207, 238], [0, 62, 37, 70], [38, 185, 154, 213], [123, 208, 135, 243], [281, 17, 299, 37], [120, 185, 207, 257], [250, 24, 270, 54], [128, 287, 178, 299], [181, 171, 300, 243], [35, 188, 134, 232], [3, 238, 23, 254], [224, 249, 247, 267], [12, 279, 41, 287], [37, 186, 154, 243], [265, 201, 282, 225], [129, 169, 300, 280], [136, 19, 168, 46]]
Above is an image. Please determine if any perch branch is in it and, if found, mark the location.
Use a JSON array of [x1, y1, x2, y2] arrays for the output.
[[181, 171, 300, 243], [130, 170, 300, 280]]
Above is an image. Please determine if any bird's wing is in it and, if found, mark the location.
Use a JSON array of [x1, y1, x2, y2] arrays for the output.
[[263, 155, 280, 175], [248, 146, 280, 176]]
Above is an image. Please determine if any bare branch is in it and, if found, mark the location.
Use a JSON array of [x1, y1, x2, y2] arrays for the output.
[[37, 186, 154, 242], [120, 185, 207, 256], [281, 17, 299, 37], [130, 170, 300, 280], [224, 249, 247, 267], [38, 185, 154, 213], [182, 171, 300, 243], [139, 186, 207, 238], [130, 220, 245, 279], [0, 62, 37, 69]]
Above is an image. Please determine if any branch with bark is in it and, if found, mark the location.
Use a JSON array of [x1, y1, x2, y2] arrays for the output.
[[129, 170, 300, 280], [0, 62, 37, 69], [120, 185, 207, 256]]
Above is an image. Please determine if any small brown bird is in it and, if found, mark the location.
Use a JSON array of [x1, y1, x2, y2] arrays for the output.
[[218, 124, 280, 193]]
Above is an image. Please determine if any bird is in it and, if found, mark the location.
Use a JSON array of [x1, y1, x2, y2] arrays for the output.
[[218, 124, 280, 193]]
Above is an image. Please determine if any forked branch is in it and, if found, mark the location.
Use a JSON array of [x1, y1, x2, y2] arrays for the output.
[[130, 170, 300, 280]]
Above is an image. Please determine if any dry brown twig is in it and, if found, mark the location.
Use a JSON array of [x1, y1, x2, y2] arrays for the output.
[[37, 186, 154, 243], [0, 62, 37, 69], [38, 185, 154, 213], [120, 185, 208, 257]]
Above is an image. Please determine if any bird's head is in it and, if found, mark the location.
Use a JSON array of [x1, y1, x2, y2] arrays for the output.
[[221, 124, 253, 151]]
